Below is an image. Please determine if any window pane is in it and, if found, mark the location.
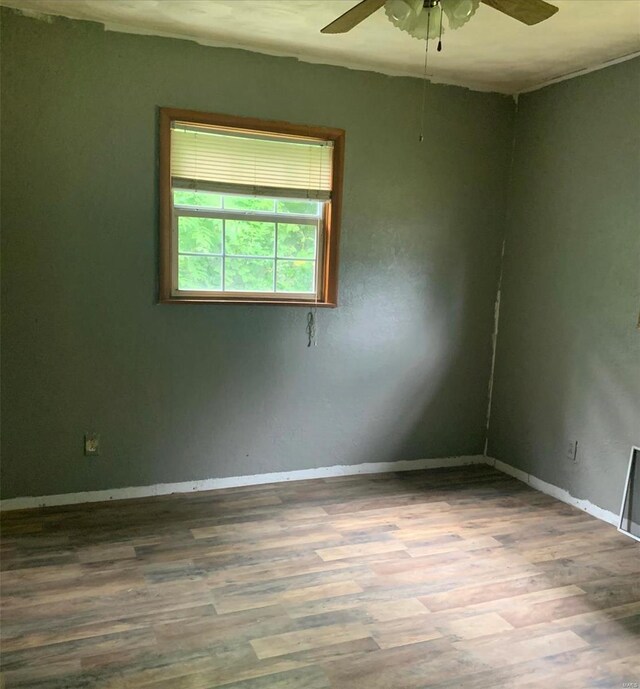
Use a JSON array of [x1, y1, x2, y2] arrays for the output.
[[178, 216, 222, 254], [225, 220, 275, 257], [277, 223, 316, 259], [174, 190, 222, 208], [276, 260, 315, 293], [178, 255, 222, 290], [276, 199, 320, 216], [225, 258, 274, 292], [223, 196, 276, 213]]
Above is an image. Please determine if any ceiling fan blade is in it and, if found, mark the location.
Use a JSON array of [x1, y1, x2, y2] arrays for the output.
[[321, 0, 387, 34], [481, 0, 558, 25]]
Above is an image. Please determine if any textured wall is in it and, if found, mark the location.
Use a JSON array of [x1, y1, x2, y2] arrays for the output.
[[488, 58, 640, 513], [0, 9, 513, 499]]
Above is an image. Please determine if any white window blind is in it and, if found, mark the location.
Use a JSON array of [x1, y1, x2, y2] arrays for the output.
[[171, 123, 334, 200]]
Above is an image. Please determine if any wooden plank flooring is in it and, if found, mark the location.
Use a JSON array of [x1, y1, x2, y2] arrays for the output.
[[1, 465, 639, 688]]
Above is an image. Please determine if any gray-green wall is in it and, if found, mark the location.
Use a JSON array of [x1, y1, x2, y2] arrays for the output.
[[488, 58, 640, 514], [0, 9, 513, 499]]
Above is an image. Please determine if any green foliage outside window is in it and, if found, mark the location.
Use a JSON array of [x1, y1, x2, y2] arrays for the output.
[[225, 258, 274, 292], [277, 223, 316, 259], [224, 196, 275, 213], [178, 255, 221, 290], [277, 199, 319, 216], [174, 190, 222, 208], [276, 260, 315, 293], [226, 220, 275, 257], [178, 216, 222, 254], [176, 193, 320, 294]]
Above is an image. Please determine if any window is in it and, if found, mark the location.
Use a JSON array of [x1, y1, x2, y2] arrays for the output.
[[159, 109, 344, 305]]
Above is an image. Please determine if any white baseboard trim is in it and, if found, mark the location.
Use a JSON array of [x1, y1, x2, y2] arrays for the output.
[[1, 455, 622, 527], [0, 455, 486, 511], [488, 457, 619, 526]]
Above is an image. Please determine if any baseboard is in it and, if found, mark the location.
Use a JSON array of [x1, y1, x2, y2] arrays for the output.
[[488, 457, 619, 526], [2, 455, 622, 526], [0, 455, 486, 511]]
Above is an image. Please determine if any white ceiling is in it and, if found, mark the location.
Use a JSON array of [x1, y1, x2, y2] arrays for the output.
[[2, 0, 640, 93]]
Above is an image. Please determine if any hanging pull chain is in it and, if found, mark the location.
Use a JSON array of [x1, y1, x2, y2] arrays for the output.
[[438, 4, 444, 52], [306, 310, 317, 347], [418, 12, 431, 143]]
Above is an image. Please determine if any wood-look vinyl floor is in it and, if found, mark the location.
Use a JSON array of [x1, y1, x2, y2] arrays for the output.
[[1, 465, 639, 688]]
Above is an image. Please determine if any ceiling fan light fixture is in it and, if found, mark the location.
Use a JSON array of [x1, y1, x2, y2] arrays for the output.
[[385, 0, 414, 22], [454, 0, 474, 18], [411, 6, 443, 39], [321, 0, 558, 36], [441, 0, 480, 29], [385, 0, 442, 40], [384, 0, 423, 30]]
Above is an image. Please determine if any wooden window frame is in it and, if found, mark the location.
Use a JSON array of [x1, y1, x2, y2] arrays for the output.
[[159, 107, 344, 306]]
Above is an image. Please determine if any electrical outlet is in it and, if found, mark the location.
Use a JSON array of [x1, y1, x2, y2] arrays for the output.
[[566, 440, 578, 463], [84, 433, 100, 456]]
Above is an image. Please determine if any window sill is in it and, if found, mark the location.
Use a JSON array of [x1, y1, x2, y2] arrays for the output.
[[159, 296, 337, 307]]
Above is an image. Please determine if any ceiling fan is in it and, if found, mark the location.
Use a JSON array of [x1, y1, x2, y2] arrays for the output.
[[321, 0, 559, 37]]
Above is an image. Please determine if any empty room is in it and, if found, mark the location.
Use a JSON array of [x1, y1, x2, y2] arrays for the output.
[[1, 0, 639, 687]]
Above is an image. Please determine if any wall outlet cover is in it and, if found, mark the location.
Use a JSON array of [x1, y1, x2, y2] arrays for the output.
[[84, 433, 100, 456]]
